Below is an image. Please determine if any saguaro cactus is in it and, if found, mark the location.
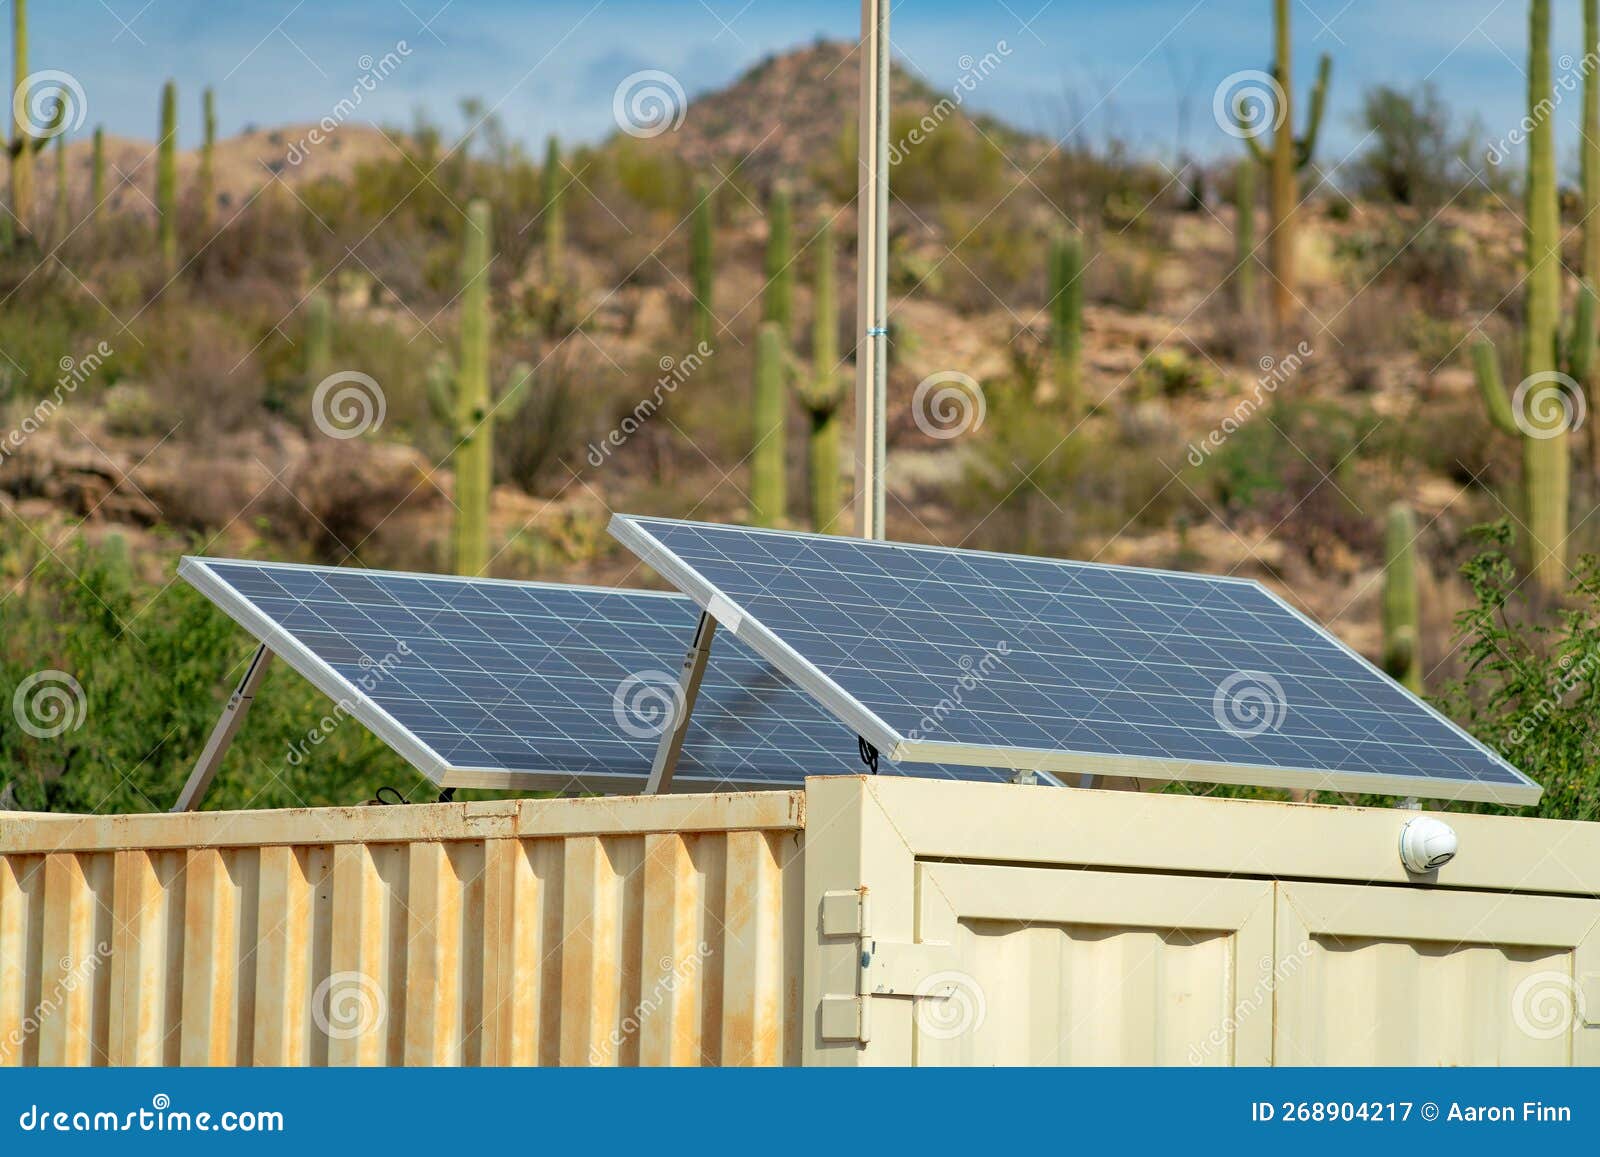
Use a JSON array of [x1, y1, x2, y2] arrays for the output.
[[1382, 502, 1422, 694], [1471, 0, 1584, 596], [541, 135, 564, 287], [763, 183, 793, 335], [796, 219, 848, 532], [1233, 158, 1258, 315], [750, 321, 788, 527], [452, 200, 492, 575], [91, 126, 105, 223], [690, 183, 715, 350], [305, 290, 333, 383], [7, 0, 57, 241], [1237, 0, 1330, 332], [426, 201, 533, 576], [1049, 230, 1085, 417], [1585, 0, 1600, 477], [199, 88, 216, 233], [157, 80, 178, 275], [52, 135, 67, 244]]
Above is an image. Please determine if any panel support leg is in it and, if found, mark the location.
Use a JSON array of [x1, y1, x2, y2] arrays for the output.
[[172, 644, 274, 812], [646, 612, 717, 795]]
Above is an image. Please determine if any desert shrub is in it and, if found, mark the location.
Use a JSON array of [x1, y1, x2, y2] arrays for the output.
[[1437, 523, 1600, 820], [497, 357, 587, 496], [265, 441, 431, 562], [133, 306, 266, 436], [821, 112, 1009, 207], [0, 529, 429, 814], [1342, 219, 1477, 312], [1134, 348, 1212, 399], [1332, 288, 1412, 392], [956, 378, 1190, 556], [1197, 396, 1382, 562], [1349, 83, 1479, 211], [0, 294, 116, 401]]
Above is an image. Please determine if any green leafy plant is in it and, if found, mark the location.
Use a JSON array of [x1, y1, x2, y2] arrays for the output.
[[1438, 522, 1600, 821]]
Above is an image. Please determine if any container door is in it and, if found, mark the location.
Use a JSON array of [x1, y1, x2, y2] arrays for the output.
[[1274, 881, 1600, 1065], [914, 863, 1275, 1066]]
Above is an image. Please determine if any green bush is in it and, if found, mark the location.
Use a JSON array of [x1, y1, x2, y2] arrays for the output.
[[1437, 523, 1600, 821], [0, 530, 430, 814]]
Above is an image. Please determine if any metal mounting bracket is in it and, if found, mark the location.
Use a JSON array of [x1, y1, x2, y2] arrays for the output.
[[645, 610, 717, 795], [172, 644, 274, 812]]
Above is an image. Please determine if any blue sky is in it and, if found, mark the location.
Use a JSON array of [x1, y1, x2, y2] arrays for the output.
[[5, 1, 1594, 169]]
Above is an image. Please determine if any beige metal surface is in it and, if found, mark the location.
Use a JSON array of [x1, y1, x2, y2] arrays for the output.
[[802, 776, 1600, 1066], [0, 793, 803, 1067], [1274, 881, 1600, 1065], [7, 776, 1600, 1067]]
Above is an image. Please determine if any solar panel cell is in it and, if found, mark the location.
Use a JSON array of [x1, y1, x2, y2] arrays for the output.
[[608, 515, 1540, 805], [181, 557, 1025, 792]]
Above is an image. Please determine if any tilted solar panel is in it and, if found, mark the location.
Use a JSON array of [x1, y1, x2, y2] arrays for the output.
[[608, 515, 1541, 805], [180, 557, 1029, 792]]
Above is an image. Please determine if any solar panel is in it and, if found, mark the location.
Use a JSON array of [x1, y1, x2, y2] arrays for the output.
[[180, 557, 1028, 792], [608, 516, 1541, 806]]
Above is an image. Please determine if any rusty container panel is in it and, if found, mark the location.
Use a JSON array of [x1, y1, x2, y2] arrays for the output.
[[0, 793, 804, 1067]]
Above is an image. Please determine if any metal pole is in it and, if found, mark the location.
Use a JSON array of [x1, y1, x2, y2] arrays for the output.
[[855, 0, 890, 540], [173, 644, 274, 812], [645, 611, 718, 794]]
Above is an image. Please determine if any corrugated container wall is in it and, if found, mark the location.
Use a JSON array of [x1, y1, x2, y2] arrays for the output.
[[5, 778, 1600, 1066], [0, 794, 804, 1067]]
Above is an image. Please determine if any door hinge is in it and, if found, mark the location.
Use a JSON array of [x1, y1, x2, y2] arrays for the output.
[[817, 888, 960, 1043]]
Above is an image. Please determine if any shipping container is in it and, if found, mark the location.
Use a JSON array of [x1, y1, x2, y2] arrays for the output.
[[2, 776, 1597, 1066]]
